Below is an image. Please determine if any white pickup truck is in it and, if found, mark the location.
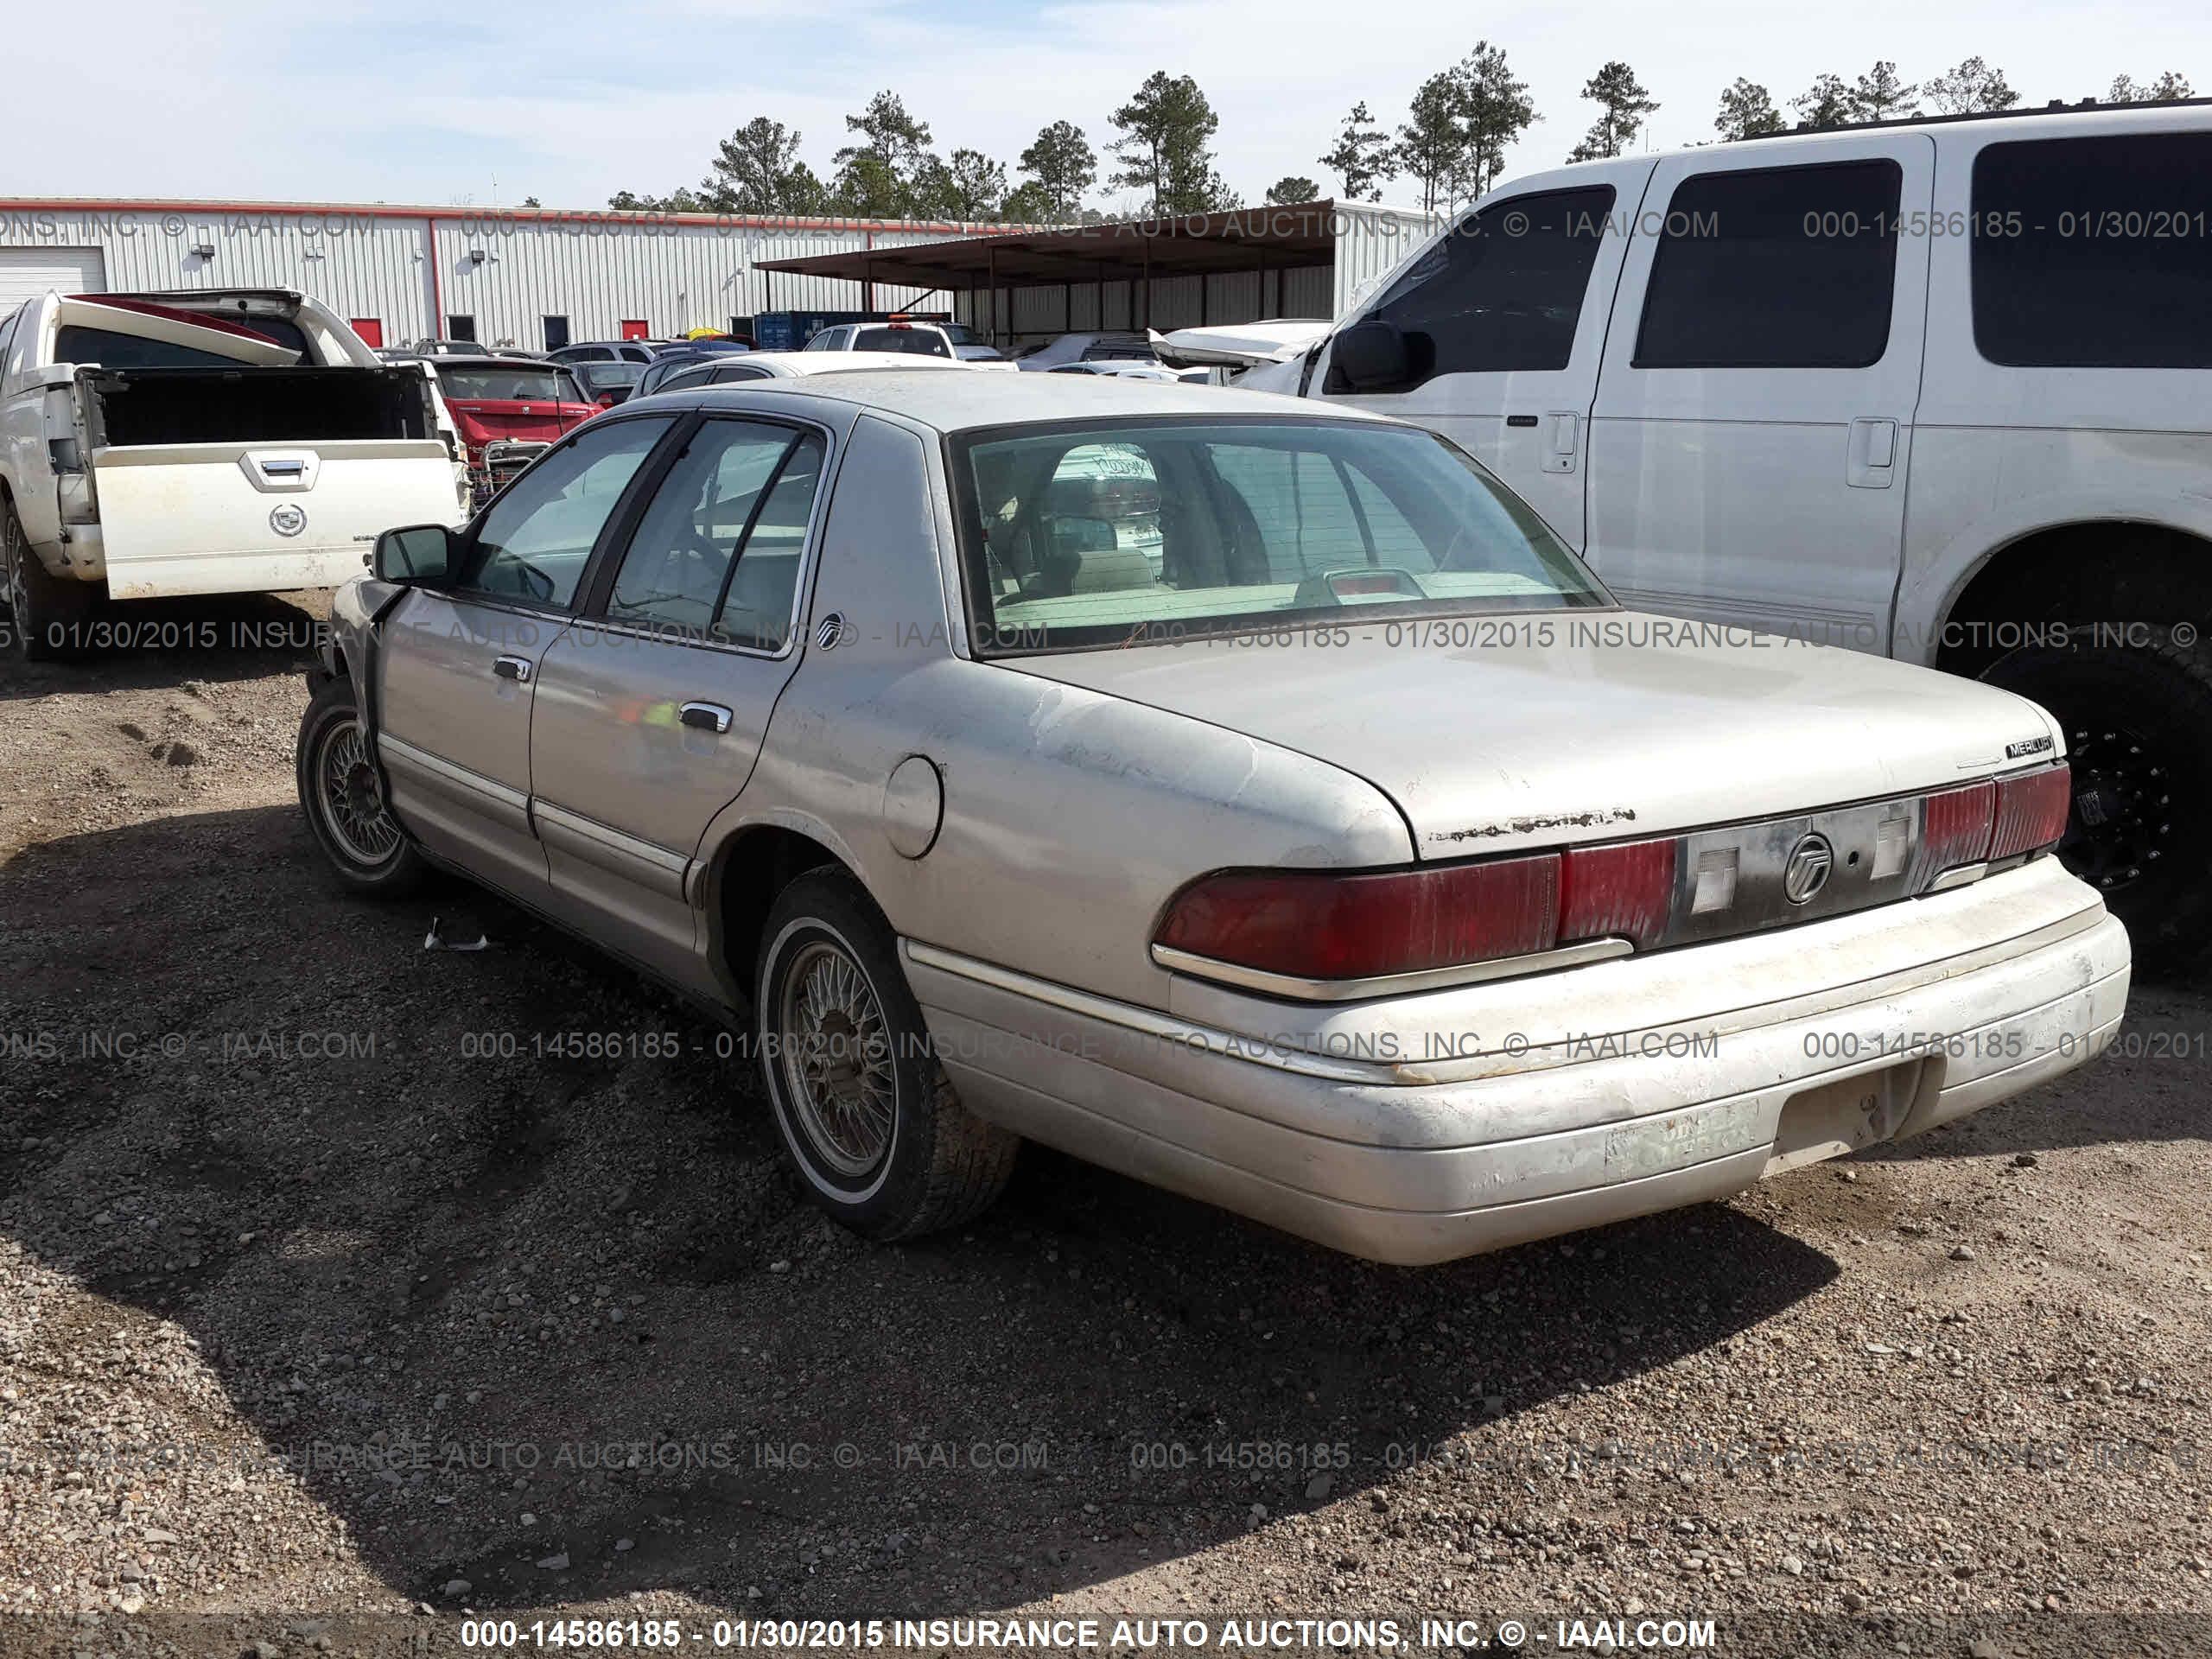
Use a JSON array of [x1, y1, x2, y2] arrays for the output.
[[1262, 101, 2212, 964], [0, 286, 468, 660]]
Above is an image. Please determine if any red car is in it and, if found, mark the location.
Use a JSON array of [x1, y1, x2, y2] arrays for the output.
[[428, 356, 601, 505]]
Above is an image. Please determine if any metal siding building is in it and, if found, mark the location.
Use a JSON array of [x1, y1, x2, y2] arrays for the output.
[[0, 201, 1014, 352]]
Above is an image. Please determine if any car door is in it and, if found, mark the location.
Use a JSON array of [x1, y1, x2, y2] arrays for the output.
[[526, 411, 836, 988], [374, 413, 679, 895], [1582, 135, 1936, 648], [1312, 162, 1651, 550]]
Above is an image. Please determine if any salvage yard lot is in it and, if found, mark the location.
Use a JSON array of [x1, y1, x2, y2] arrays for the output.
[[2, 595, 2209, 1656]]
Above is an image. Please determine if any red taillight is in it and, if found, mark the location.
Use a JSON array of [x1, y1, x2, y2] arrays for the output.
[[1560, 837, 1678, 950], [1920, 780, 1997, 876], [1154, 854, 1560, 984], [1991, 763, 2071, 861]]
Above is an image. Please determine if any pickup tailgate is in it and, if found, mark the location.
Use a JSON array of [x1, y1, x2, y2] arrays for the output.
[[92, 440, 462, 598]]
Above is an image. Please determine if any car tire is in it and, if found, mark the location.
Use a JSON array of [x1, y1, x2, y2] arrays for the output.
[[3, 499, 95, 663], [295, 675, 427, 896], [754, 868, 1018, 1240], [1982, 634, 2212, 968]]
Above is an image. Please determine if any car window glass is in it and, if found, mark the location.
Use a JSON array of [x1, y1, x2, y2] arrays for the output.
[[1353, 187, 1615, 385], [716, 433, 825, 650], [664, 364, 717, 392], [1971, 132, 2212, 368], [853, 327, 951, 357], [457, 416, 674, 607], [606, 422, 823, 645], [1635, 161, 1900, 369], [714, 364, 769, 382], [956, 420, 1605, 653]]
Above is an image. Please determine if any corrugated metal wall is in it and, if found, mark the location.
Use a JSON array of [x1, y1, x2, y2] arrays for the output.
[[1331, 203, 1433, 313], [0, 201, 1436, 352], [0, 205, 991, 352]]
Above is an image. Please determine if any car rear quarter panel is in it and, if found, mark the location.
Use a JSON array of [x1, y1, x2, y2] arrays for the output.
[[698, 411, 1414, 1007]]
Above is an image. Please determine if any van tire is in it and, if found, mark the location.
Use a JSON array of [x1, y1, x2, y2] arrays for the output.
[[3, 503, 95, 664], [1981, 635, 2212, 969], [754, 869, 1018, 1241], [296, 676, 427, 896]]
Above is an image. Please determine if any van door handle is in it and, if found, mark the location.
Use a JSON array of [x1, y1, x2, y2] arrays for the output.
[[493, 656, 533, 683], [1847, 417, 1898, 488], [1540, 411, 1580, 474], [679, 701, 733, 734]]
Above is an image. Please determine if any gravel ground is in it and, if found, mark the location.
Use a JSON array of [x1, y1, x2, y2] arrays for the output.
[[1, 595, 2208, 1659]]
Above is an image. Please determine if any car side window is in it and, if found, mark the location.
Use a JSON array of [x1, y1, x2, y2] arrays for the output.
[[714, 364, 769, 382], [1971, 132, 2212, 369], [604, 421, 826, 647], [663, 364, 718, 393], [1634, 160, 1902, 369], [455, 416, 675, 608], [1347, 187, 1616, 385]]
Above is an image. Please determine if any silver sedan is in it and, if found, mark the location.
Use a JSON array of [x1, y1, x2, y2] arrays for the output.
[[299, 373, 2126, 1263]]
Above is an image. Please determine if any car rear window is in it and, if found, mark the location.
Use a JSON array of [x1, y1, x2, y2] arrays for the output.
[[439, 365, 586, 402], [1971, 132, 2212, 368], [853, 327, 950, 357], [950, 417, 1611, 654], [55, 326, 266, 369]]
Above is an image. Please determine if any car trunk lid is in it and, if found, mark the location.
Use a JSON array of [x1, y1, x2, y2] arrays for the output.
[[1009, 618, 2059, 859]]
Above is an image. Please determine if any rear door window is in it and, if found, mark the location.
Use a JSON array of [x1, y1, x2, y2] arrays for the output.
[[1971, 132, 2212, 368], [604, 421, 826, 648], [1634, 161, 1901, 369]]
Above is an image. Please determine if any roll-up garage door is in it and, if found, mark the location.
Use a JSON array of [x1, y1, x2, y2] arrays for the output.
[[0, 246, 109, 308]]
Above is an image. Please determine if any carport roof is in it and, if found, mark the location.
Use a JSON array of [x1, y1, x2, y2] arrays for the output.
[[754, 200, 1348, 289]]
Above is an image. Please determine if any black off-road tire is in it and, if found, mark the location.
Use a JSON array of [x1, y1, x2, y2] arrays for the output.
[[755, 868, 1018, 1241], [295, 676, 427, 896], [1982, 635, 2212, 969], [3, 499, 96, 664]]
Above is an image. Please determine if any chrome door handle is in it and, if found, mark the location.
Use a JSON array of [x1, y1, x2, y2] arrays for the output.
[[493, 656, 534, 683], [679, 701, 733, 734]]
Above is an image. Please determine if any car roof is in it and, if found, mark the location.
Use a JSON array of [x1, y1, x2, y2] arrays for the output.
[[651, 369, 1391, 433]]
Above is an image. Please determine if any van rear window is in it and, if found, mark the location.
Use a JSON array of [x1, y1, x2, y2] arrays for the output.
[[1971, 132, 2212, 369]]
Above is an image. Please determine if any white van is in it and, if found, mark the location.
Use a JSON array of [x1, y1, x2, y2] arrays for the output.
[[0, 287, 468, 660], [1272, 101, 2212, 962]]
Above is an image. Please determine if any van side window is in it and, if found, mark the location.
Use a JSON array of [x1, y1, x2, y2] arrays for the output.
[[1348, 186, 1617, 385], [1634, 161, 1901, 370], [1971, 133, 2212, 369]]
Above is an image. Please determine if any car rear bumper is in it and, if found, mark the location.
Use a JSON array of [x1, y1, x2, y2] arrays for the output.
[[902, 859, 2129, 1265]]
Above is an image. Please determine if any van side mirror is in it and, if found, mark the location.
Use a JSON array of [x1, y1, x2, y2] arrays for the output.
[[372, 524, 454, 583], [1332, 320, 1414, 391]]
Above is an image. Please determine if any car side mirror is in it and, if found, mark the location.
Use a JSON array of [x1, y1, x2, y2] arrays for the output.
[[1332, 320, 1414, 391], [372, 524, 454, 583]]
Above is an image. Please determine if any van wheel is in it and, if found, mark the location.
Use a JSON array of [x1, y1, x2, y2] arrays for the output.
[[296, 676, 425, 895], [1982, 636, 2212, 968], [755, 869, 1018, 1241], [3, 504, 94, 663]]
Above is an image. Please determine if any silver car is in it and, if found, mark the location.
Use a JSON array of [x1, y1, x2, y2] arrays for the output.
[[298, 373, 2126, 1263]]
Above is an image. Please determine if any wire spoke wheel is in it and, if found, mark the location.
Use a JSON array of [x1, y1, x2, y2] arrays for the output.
[[315, 718, 402, 867], [776, 939, 895, 1179]]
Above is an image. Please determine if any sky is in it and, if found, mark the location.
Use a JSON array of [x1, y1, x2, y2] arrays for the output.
[[7, 0, 2209, 213]]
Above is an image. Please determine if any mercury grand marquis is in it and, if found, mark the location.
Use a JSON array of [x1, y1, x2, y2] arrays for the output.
[[297, 372, 2129, 1264]]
